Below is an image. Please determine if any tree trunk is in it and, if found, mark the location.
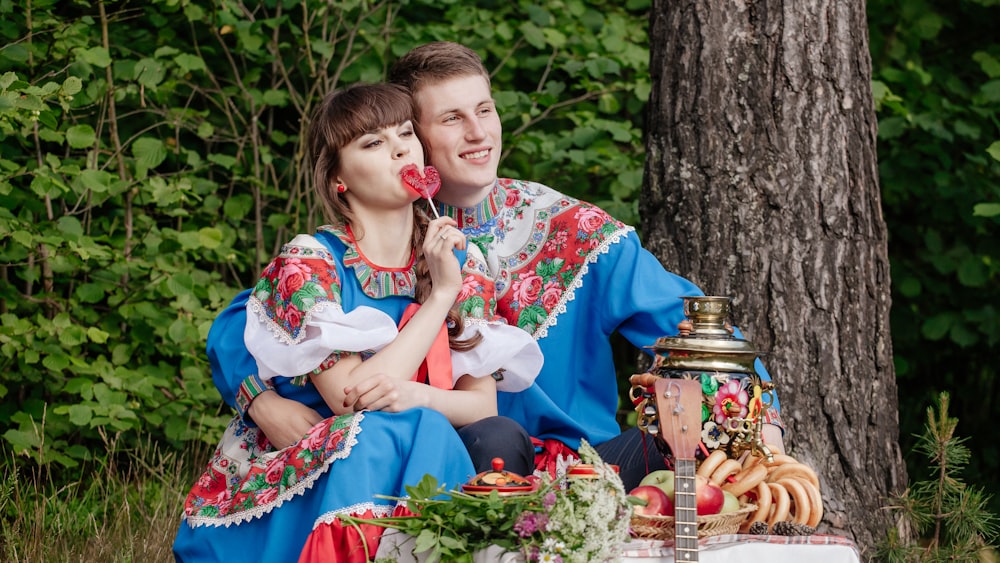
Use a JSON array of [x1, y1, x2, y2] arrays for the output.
[[642, 0, 907, 557]]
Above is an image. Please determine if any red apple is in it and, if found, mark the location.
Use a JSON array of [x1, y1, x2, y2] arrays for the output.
[[694, 475, 725, 515], [671, 475, 726, 516], [628, 485, 674, 516]]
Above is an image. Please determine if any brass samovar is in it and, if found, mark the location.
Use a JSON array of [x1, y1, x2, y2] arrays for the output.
[[629, 296, 776, 463]]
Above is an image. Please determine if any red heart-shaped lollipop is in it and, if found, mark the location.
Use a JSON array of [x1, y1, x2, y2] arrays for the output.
[[400, 164, 441, 199]]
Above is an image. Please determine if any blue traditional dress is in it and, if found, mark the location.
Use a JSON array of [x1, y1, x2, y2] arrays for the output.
[[436, 179, 783, 469], [173, 226, 542, 563]]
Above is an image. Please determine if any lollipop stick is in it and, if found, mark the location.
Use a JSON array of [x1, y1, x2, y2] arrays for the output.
[[426, 196, 440, 219]]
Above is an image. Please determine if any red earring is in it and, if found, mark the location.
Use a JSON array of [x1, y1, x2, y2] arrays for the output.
[[336, 183, 347, 193]]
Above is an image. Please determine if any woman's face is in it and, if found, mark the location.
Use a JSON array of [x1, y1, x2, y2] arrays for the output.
[[337, 120, 425, 211]]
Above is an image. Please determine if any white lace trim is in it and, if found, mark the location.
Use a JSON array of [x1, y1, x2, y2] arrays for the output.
[[247, 294, 344, 346], [182, 413, 366, 529], [311, 500, 407, 529], [532, 226, 633, 340]]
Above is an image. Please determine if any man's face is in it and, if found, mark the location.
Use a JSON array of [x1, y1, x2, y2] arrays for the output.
[[413, 74, 502, 206]]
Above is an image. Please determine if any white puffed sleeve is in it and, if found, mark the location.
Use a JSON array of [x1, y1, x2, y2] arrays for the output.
[[246, 301, 398, 381], [450, 319, 543, 392], [243, 234, 399, 381]]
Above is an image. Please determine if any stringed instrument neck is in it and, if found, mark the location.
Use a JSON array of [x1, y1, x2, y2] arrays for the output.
[[652, 377, 703, 562], [672, 458, 699, 561]]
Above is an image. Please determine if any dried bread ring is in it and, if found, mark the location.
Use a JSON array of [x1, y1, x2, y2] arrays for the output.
[[799, 479, 824, 528], [776, 478, 811, 526], [746, 480, 772, 526], [742, 453, 764, 470], [766, 482, 791, 527], [763, 453, 798, 468], [768, 462, 820, 490], [697, 450, 729, 479], [722, 462, 768, 498], [710, 459, 744, 486]]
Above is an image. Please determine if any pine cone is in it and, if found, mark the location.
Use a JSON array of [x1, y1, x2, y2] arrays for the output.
[[771, 521, 817, 536], [747, 521, 770, 535]]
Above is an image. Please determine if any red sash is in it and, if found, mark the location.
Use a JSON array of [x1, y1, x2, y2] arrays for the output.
[[397, 303, 453, 390]]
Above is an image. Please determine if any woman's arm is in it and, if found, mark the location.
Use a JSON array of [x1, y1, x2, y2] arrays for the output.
[[312, 358, 497, 427], [246, 390, 325, 449]]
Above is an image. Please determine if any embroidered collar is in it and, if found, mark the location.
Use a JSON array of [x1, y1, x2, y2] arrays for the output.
[[437, 180, 507, 230], [319, 225, 417, 299]]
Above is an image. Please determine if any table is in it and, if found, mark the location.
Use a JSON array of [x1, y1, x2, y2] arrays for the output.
[[376, 531, 863, 562]]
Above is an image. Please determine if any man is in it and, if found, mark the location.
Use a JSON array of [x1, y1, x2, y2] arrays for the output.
[[387, 42, 784, 489]]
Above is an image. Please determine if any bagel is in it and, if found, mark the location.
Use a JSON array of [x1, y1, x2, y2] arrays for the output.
[[722, 462, 769, 498], [776, 478, 811, 526], [768, 462, 820, 490], [763, 453, 798, 468], [799, 479, 824, 528], [697, 450, 729, 479], [709, 459, 744, 486], [746, 480, 772, 526], [742, 452, 764, 470], [766, 482, 791, 527]]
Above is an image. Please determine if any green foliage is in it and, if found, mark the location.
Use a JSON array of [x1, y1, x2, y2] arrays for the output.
[[869, 0, 1000, 512], [0, 1, 647, 480], [878, 393, 999, 561]]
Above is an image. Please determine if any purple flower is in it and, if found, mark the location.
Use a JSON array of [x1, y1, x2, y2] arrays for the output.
[[543, 492, 557, 509], [514, 510, 550, 537]]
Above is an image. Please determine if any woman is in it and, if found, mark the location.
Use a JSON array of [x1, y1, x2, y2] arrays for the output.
[[173, 83, 542, 563]]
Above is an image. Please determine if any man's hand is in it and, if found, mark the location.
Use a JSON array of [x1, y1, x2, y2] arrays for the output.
[[247, 390, 324, 449]]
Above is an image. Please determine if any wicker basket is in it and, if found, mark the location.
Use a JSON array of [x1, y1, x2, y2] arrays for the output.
[[629, 504, 757, 540]]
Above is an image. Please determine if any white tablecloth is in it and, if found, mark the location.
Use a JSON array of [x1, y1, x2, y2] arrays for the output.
[[376, 531, 863, 562], [621, 534, 863, 562]]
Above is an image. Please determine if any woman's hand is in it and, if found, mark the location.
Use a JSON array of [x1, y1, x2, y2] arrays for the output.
[[247, 390, 324, 449], [423, 217, 465, 303], [343, 374, 429, 413]]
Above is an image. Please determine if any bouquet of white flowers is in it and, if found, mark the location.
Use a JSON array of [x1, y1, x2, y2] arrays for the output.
[[344, 441, 632, 563]]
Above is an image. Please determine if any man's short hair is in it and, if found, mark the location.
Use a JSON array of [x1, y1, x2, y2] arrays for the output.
[[389, 41, 491, 95]]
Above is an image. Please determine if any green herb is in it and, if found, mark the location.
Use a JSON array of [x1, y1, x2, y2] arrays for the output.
[[342, 441, 632, 563]]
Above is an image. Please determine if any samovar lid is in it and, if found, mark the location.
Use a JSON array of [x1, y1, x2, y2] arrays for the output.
[[650, 296, 760, 373]]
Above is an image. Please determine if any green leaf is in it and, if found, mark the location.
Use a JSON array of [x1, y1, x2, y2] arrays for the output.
[[56, 216, 84, 237], [87, 326, 110, 344], [132, 137, 168, 177], [174, 53, 207, 73], [912, 12, 944, 40], [949, 322, 979, 347], [208, 153, 238, 169], [3, 428, 42, 451], [957, 256, 988, 287], [42, 352, 71, 371], [973, 202, 1000, 217], [168, 318, 189, 343], [66, 124, 96, 149], [223, 193, 254, 220], [79, 168, 115, 193], [77, 46, 111, 67], [986, 141, 1000, 163], [134, 57, 166, 88], [200, 227, 223, 249], [67, 404, 93, 426], [898, 277, 922, 298], [519, 22, 546, 49], [922, 313, 953, 341]]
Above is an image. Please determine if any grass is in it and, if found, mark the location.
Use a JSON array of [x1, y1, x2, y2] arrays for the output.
[[1, 432, 211, 563]]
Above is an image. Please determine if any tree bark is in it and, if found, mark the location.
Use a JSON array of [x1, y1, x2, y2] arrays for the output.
[[642, 0, 907, 557]]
